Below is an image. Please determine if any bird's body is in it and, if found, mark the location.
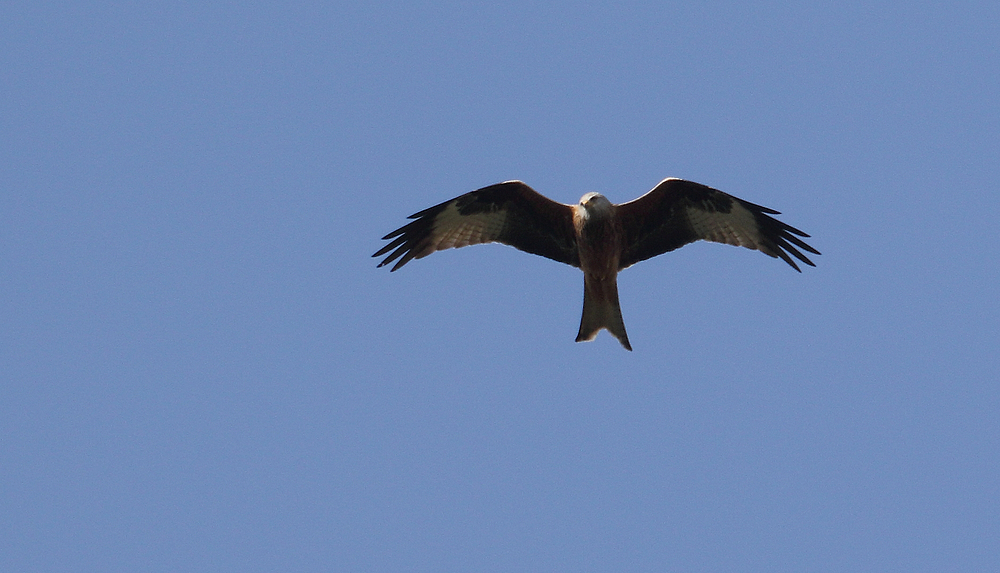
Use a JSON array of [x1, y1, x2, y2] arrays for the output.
[[374, 178, 819, 350], [572, 193, 630, 349]]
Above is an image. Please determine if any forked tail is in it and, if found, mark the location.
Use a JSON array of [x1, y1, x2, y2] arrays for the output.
[[575, 274, 632, 351]]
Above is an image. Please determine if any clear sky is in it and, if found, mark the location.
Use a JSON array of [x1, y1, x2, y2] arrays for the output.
[[3, 1, 998, 571]]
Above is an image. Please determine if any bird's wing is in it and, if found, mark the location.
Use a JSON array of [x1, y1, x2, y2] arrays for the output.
[[616, 178, 820, 271], [374, 181, 579, 271]]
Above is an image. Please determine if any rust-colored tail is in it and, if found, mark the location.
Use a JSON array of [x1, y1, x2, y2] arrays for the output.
[[575, 274, 632, 351]]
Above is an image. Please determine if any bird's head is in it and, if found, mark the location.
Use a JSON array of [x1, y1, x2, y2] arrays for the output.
[[578, 192, 613, 219]]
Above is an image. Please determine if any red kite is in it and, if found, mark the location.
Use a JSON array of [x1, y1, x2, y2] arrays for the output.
[[374, 178, 819, 350]]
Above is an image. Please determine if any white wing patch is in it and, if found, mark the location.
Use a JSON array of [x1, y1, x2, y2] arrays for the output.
[[685, 202, 762, 250], [423, 202, 509, 255]]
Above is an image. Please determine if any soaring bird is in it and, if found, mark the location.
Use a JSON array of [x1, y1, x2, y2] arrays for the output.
[[373, 178, 819, 350]]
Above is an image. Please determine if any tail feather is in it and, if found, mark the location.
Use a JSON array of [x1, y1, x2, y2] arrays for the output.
[[575, 275, 632, 351]]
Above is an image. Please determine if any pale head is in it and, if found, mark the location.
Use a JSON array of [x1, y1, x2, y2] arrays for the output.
[[577, 192, 613, 220]]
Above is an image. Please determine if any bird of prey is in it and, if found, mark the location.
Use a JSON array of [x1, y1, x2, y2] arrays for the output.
[[374, 178, 819, 351]]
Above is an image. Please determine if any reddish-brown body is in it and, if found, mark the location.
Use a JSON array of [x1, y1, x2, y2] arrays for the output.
[[572, 194, 632, 350]]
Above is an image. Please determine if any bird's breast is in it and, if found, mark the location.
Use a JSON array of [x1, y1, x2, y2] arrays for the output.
[[575, 215, 622, 279]]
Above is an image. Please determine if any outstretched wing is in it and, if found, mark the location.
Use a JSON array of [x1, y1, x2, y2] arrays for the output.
[[617, 178, 820, 271], [373, 181, 580, 271]]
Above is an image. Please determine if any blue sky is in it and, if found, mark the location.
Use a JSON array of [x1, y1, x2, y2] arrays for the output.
[[2, 1, 998, 571]]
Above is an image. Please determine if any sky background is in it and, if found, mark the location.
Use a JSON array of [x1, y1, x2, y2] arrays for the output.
[[2, 1, 998, 571]]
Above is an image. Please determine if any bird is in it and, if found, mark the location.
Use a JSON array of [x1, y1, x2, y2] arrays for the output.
[[373, 178, 819, 351]]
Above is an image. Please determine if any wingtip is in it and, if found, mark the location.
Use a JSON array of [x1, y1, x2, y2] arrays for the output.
[[374, 256, 401, 271]]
